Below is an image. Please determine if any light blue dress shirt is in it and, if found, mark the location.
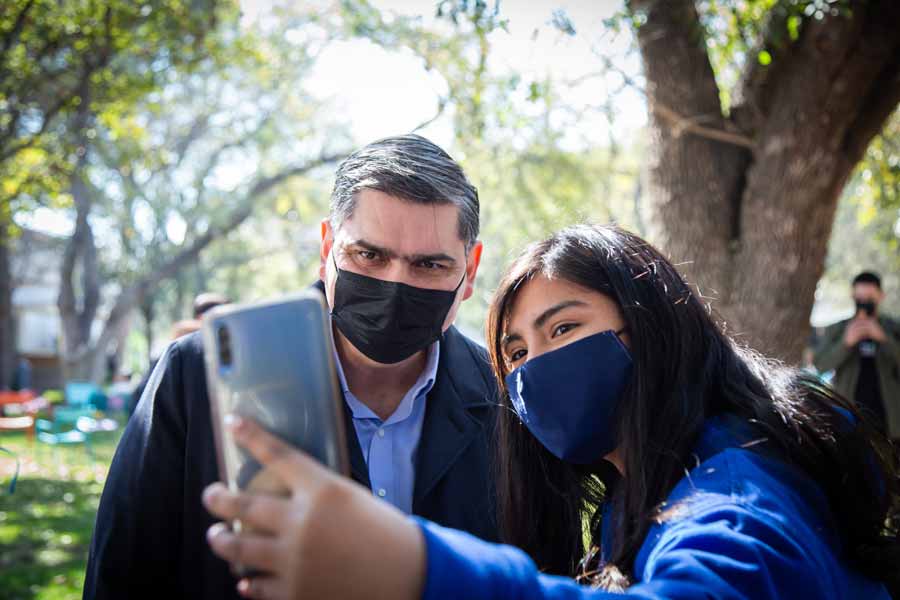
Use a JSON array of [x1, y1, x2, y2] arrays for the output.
[[333, 340, 440, 514]]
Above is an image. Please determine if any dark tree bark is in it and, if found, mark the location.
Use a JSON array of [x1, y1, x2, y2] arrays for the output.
[[630, 0, 900, 361], [140, 296, 155, 367], [57, 91, 103, 381]]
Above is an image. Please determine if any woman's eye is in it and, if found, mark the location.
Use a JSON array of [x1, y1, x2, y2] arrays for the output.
[[552, 323, 577, 337], [509, 348, 527, 362]]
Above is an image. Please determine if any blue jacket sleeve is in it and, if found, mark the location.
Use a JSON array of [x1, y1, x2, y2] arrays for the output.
[[415, 498, 860, 600]]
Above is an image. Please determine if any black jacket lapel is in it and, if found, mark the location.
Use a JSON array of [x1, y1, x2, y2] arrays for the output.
[[413, 327, 494, 507]]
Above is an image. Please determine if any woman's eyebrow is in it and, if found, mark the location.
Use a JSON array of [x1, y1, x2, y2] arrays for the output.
[[533, 300, 588, 329], [501, 332, 522, 350]]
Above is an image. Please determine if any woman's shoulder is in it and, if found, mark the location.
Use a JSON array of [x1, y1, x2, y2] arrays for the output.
[[656, 416, 836, 538], [654, 445, 830, 534], [630, 419, 872, 597]]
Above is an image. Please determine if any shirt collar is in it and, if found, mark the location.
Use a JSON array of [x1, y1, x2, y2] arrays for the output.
[[333, 335, 440, 424]]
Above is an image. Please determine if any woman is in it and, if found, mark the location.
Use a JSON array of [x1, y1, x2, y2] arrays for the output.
[[203, 224, 899, 599]]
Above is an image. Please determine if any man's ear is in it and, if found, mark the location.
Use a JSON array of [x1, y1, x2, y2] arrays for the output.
[[462, 241, 483, 301], [319, 219, 334, 281]]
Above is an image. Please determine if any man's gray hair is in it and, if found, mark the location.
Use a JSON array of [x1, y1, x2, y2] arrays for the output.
[[330, 134, 480, 249]]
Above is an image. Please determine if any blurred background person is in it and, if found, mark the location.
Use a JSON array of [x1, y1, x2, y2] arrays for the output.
[[131, 293, 230, 411], [815, 272, 900, 439]]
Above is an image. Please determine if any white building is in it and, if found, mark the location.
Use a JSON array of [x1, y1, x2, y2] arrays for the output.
[[11, 228, 65, 390]]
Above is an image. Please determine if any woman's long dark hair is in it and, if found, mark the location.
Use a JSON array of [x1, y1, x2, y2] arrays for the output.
[[486, 224, 899, 593]]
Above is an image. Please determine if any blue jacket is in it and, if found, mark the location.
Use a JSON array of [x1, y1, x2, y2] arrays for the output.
[[418, 415, 889, 600], [84, 322, 499, 600]]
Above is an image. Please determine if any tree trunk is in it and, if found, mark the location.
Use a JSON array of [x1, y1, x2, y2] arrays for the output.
[[58, 172, 104, 380], [58, 92, 103, 382], [0, 220, 15, 389], [631, 0, 900, 361], [141, 296, 155, 367]]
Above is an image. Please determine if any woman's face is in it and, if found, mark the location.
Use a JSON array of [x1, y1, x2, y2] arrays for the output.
[[501, 275, 628, 373]]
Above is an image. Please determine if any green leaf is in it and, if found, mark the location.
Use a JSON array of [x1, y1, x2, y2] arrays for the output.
[[787, 15, 801, 41], [757, 50, 772, 66]]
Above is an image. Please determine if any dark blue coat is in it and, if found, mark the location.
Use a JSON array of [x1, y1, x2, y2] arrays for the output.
[[83, 324, 499, 600]]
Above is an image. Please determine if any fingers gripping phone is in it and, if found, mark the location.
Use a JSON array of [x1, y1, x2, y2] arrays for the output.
[[202, 291, 349, 512]]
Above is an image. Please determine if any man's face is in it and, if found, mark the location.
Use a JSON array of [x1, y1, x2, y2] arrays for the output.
[[852, 282, 884, 316], [319, 188, 482, 332]]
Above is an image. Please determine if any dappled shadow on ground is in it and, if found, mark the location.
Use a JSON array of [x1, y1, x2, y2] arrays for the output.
[[0, 477, 103, 599], [0, 429, 121, 600]]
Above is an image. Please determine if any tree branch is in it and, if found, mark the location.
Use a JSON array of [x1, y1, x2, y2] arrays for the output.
[[0, 0, 35, 57], [191, 111, 278, 206], [629, 0, 724, 125], [411, 97, 448, 133], [94, 151, 348, 352], [245, 152, 347, 198], [653, 103, 755, 149], [731, 1, 797, 134], [841, 28, 900, 165], [171, 112, 213, 169], [594, 50, 755, 150], [0, 93, 71, 162]]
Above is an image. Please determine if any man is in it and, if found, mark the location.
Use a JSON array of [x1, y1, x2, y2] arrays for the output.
[[192, 292, 231, 319], [84, 135, 499, 599], [815, 271, 900, 439]]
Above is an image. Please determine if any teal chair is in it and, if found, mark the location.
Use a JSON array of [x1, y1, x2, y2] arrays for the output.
[[65, 382, 108, 411], [35, 407, 100, 464]]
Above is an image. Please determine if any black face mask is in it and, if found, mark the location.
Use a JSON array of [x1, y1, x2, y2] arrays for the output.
[[856, 300, 876, 317], [329, 255, 465, 364]]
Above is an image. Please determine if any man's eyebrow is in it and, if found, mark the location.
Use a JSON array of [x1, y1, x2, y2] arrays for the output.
[[533, 300, 588, 329], [345, 239, 398, 258], [408, 252, 457, 264]]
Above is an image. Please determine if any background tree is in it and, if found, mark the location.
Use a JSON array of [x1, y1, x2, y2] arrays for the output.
[[0, 0, 230, 386], [52, 10, 350, 382], [625, 0, 900, 360]]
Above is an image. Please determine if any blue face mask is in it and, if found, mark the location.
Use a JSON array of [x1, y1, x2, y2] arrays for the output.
[[505, 329, 632, 464]]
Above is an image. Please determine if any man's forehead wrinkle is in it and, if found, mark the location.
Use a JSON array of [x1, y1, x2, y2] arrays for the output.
[[429, 204, 451, 252], [342, 200, 462, 261]]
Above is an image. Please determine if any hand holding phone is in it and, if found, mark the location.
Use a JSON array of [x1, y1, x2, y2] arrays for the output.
[[202, 291, 348, 520]]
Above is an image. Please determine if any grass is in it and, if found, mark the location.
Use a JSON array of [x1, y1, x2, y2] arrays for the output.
[[0, 424, 123, 600]]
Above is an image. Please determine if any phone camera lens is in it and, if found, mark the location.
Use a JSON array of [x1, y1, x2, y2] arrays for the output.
[[217, 325, 232, 367]]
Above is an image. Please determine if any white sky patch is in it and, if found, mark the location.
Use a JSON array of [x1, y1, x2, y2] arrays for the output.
[[297, 0, 647, 148], [165, 213, 188, 245], [14, 207, 74, 237], [304, 39, 451, 145]]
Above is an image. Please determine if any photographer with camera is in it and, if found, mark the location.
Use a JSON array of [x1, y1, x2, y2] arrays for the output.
[[815, 271, 900, 439]]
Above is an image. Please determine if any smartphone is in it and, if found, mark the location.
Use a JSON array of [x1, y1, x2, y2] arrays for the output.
[[202, 291, 349, 503]]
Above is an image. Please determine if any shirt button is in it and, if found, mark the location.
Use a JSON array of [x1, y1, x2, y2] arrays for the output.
[[377, 488, 387, 497], [377, 428, 385, 438]]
